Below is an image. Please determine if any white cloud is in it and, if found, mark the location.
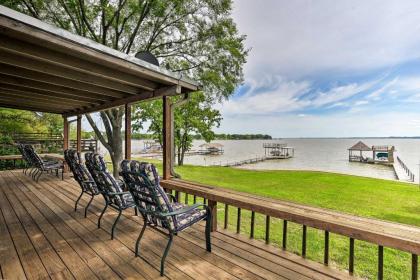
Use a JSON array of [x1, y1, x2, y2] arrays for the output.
[[220, 76, 377, 116], [233, 0, 420, 79], [354, 100, 369, 106]]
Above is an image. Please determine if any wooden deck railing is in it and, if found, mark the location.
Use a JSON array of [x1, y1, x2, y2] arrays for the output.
[[161, 179, 420, 280]]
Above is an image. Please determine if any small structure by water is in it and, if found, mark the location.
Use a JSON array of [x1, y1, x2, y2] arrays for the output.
[[199, 143, 224, 155], [348, 141, 395, 164], [263, 143, 294, 159]]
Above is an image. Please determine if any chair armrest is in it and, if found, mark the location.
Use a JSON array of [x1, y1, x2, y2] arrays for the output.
[[82, 180, 95, 184], [160, 203, 207, 217], [108, 191, 131, 196]]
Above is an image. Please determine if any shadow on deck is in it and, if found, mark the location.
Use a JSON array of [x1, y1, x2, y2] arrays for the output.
[[0, 170, 355, 279]]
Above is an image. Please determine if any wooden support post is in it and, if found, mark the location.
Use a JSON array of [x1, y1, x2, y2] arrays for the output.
[[63, 115, 69, 172], [125, 103, 132, 160], [76, 115, 82, 152], [162, 96, 171, 179], [63, 116, 69, 151], [208, 200, 217, 232]]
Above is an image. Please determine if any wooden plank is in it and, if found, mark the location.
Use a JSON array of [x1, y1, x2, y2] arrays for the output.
[[65, 85, 179, 117], [35, 175, 234, 280], [0, 48, 142, 95], [46, 175, 250, 280], [0, 174, 50, 279], [0, 63, 131, 100], [1, 173, 75, 279], [161, 179, 420, 255], [0, 82, 108, 103], [4, 173, 100, 280], [0, 73, 118, 101], [0, 95, 74, 111], [0, 177, 26, 279], [0, 89, 90, 106], [0, 34, 158, 90], [0, 102, 62, 114], [9, 173, 128, 280]]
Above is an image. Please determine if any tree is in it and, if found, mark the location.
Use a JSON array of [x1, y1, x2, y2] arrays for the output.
[[133, 93, 222, 165], [2, 0, 247, 176]]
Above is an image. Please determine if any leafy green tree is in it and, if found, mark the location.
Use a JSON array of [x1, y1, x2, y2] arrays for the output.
[[134, 93, 222, 165], [2, 0, 247, 175]]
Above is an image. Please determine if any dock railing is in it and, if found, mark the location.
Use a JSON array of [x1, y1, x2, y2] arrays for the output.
[[161, 179, 420, 280], [397, 156, 415, 182]]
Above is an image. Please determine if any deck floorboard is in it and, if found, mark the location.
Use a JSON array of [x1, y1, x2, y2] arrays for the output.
[[0, 170, 358, 280]]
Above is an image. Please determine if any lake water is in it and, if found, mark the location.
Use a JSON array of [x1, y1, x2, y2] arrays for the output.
[[125, 138, 420, 182]]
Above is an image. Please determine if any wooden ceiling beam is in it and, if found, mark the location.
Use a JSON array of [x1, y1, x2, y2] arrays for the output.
[[0, 34, 159, 91], [0, 48, 140, 96], [0, 74, 120, 102], [0, 96, 74, 111], [0, 83, 102, 103], [0, 63, 134, 99], [0, 90, 90, 106], [0, 102, 62, 114], [65, 85, 181, 116]]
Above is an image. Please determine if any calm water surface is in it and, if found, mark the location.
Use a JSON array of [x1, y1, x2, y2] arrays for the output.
[[127, 138, 420, 181]]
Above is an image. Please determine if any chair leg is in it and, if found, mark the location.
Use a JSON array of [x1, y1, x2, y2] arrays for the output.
[[36, 170, 43, 182], [98, 203, 109, 229], [161, 234, 173, 276], [111, 209, 122, 240], [134, 207, 138, 216], [135, 221, 147, 257], [205, 211, 212, 252], [75, 191, 84, 212], [61, 169, 64, 180], [84, 194, 94, 218]]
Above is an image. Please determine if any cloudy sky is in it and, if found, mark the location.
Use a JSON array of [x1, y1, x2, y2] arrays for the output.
[[215, 0, 420, 137]]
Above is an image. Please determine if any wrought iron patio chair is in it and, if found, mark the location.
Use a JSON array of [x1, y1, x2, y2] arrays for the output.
[[120, 160, 212, 276], [84, 152, 137, 239], [23, 144, 64, 182], [64, 149, 101, 217], [17, 143, 32, 174]]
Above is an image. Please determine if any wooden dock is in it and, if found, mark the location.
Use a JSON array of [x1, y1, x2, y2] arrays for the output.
[[393, 156, 415, 182], [210, 156, 268, 167]]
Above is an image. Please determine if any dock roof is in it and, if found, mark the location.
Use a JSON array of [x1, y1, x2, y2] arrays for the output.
[[348, 141, 372, 151]]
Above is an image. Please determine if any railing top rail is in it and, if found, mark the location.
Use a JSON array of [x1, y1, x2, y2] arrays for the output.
[[161, 179, 420, 255]]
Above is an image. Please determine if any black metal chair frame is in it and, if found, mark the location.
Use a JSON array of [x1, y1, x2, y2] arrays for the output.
[[120, 165, 212, 276], [23, 145, 63, 182], [84, 153, 137, 240], [64, 149, 101, 218]]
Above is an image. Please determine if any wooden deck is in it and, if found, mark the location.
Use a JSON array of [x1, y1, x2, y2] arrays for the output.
[[0, 170, 356, 280]]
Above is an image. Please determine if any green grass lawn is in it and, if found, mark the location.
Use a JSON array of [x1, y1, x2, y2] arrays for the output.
[[131, 158, 420, 279]]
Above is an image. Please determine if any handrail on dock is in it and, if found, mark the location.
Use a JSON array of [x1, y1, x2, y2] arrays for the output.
[[396, 156, 415, 182]]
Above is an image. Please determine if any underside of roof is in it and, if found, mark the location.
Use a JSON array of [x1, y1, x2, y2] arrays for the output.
[[0, 6, 199, 116]]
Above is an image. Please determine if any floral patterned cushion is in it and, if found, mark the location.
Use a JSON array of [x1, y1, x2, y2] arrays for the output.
[[120, 160, 207, 232]]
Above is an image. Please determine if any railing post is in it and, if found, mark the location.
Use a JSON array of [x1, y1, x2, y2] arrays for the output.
[[250, 211, 255, 238], [208, 200, 217, 232], [324, 231, 329, 265], [378, 245, 383, 280], [265, 215, 270, 244], [162, 96, 171, 180], [282, 220, 287, 250], [224, 204, 229, 229], [349, 238, 355, 274], [302, 225, 307, 257], [237, 208, 241, 234], [413, 254, 418, 280]]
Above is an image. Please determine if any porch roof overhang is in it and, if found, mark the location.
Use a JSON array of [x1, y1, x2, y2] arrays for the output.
[[0, 5, 199, 117]]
